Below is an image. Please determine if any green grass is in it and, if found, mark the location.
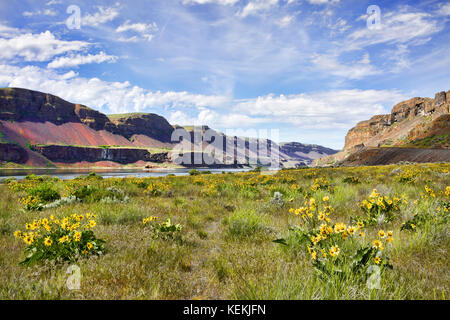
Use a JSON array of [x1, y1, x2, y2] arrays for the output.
[[0, 163, 448, 299], [405, 132, 450, 148]]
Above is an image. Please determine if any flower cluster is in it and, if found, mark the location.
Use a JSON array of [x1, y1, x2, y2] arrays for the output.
[[309, 178, 333, 192], [144, 182, 169, 196], [289, 196, 334, 228], [142, 217, 183, 240], [402, 185, 449, 231], [358, 189, 406, 224], [13, 213, 105, 266]]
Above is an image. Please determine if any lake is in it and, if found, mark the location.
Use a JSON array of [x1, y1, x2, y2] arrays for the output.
[[0, 168, 252, 181]]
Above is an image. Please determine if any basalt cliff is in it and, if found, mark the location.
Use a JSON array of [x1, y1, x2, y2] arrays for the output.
[[315, 90, 450, 166], [0, 88, 337, 168]]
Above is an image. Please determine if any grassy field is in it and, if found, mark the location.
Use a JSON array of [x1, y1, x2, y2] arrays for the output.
[[0, 164, 448, 300]]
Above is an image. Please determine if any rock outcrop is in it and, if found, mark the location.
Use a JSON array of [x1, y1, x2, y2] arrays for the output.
[[0, 143, 28, 163], [316, 90, 450, 167], [109, 113, 174, 143], [33, 145, 168, 164], [0, 88, 174, 141], [344, 91, 449, 151]]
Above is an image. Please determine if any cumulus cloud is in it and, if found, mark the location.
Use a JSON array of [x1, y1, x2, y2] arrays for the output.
[[47, 52, 118, 69], [0, 23, 21, 38], [229, 89, 406, 128], [0, 31, 89, 62], [115, 20, 158, 42], [311, 53, 380, 79], [82, 5, 120, 27], [170, 88, 406, 130], [276, 15, 294, 28], [437, 3, 450, 16], [0, 64, 229, 114], [238, 0, 279, 18]]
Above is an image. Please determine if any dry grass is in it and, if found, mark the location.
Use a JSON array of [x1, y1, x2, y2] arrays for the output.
[[0, 163, 449, 299]]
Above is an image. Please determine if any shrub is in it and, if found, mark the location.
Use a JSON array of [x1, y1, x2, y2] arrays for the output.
[[269, 191, 284, 207], [142, 217, 183, 240], [189, 169, 200, 176], [144, 182, 168, 196], [343, 176, 361, 184], [71, 185, 97, 201], [401, 185, 449, 232], [28, 184, 60, 203], [225, 209, 269, 239], [394, 170, 417, 184], [310, 177, 334, 193], [276, 196, 393, 283], [13, 213, 105, 266]]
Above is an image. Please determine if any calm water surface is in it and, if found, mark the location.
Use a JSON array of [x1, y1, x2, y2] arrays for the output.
[[0, 168, 251, 181]]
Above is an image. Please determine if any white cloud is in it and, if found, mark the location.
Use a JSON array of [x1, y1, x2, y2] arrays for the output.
[[23, 9, 57, 17], [311, 53, 380, 79], [0, 31, 89, 62], [437, 3, 450, 16], [276, 15, 294, 28], [0, 59, 408, 132], [238, 0, 279, 18], [307, 0, 339, 5], [347, 10, 443, 49], [46, 0, 62, 5], [47, 52, 118, 69], [229, 89, 406, 128], [116, 21, 157, 33], [170, 88, 407, 130], [82, 6, 120, 27], [0, 23, 21, 38], [115, 20, 158, 42], [0, 64, 229, 114]]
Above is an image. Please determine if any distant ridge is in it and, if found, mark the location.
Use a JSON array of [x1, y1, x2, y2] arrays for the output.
[[0, 87, 337, 167]]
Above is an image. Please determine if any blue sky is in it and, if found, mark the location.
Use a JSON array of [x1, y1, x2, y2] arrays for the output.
[[0, 0, 449, 149]]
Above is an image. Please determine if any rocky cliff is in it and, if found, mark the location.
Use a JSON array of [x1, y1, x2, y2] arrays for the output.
[[316, 90, 450, 166], [0, 88, 174, 143], [109, 113, 174, 143], [344, 91, 449, 150]]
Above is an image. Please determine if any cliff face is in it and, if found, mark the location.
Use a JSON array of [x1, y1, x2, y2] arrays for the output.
[[109, 113, 174, 143], [33, 145, 169, 164], [0, 88, 174, 144], [344, 91, 450, 151], [316, 90, 450, 167], [0, 143, 28, 163]]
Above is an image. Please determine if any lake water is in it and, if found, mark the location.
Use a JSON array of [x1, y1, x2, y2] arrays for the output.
[[0, 168, 252, 181]]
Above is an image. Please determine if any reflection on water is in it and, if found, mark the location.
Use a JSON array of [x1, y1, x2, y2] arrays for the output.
[[0, 168, 251, 181]]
